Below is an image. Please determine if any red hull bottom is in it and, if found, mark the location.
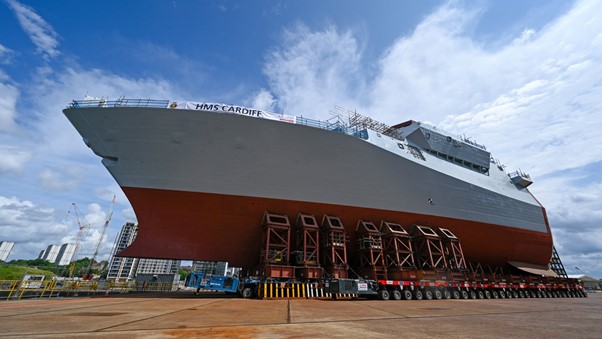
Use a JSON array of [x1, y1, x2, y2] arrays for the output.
[[118, 187, 553, 268]]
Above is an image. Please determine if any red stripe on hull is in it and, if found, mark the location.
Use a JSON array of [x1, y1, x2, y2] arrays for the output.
[[118, 187, 553, 268]]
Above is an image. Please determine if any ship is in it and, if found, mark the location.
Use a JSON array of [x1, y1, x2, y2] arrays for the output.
[[63, 98, 555, 275]]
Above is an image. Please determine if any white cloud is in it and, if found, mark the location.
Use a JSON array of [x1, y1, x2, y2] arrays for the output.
[[6, 0, 60, 59], [0, 145, 30, 174], [0, 43, 14, 64], [263, 24, 365, 117], [38, 168, 79, 190], [0, 79, 20, 133], [0, 195, 70, 259], [249, 88, 276, 112]]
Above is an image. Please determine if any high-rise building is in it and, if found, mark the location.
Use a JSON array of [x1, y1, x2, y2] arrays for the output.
[[38, 250, 46, 259], [136, 259, 180, 275], [54, 243, 77, 266], [107, 222, 139, 281], [107, 222, 182, 281], [192, 261, 228, 276], [41, 245, 60, 263], [0, 241, 15, 261]]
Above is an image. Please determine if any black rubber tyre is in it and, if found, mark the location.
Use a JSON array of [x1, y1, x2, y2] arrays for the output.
[[452, 290, 461, 299], [484, 290, 491, 299], [512, 291, 519, 298], [469, 290, 477, 299], [477, 290, 485, 299], [530, 290, 537, 298], [378, 289, 390, 301], [443, 289, 452, 299], [461, 290, 469, 299], [403, 289, 413, 300], [392, 289, 402, 301], [536, 290, 543, 298], [499, 290, 506, 299], [434, 289, 443, 300], [492, 290, 499, 299], [414, 290, 423, 300], [424, 290, 433, 300], [518, 290, 525, 298], [241, 287, 253, 299]]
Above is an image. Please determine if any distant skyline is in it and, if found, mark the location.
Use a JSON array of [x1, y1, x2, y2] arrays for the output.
[[1, 0, 601, 278]]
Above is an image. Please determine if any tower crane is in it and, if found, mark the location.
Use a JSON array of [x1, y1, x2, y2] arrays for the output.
[[69, 203, 91, 278], [84, 195, 116, 279]]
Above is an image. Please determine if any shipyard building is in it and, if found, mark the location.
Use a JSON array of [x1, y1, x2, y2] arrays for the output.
[[37, 243, 76, 265], [0, 241, 15, 261]]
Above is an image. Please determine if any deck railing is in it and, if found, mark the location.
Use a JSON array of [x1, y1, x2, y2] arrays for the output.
[[68, 99, 369, 138], [69, 98, 170, 109]]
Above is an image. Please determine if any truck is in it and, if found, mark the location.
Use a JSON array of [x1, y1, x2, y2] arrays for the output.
[[186, 272, 262, 298]]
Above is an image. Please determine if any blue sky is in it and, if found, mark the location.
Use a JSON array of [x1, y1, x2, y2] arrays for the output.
[[1, 0, 601, 278]]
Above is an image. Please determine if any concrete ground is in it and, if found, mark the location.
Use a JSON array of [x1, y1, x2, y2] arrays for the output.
[[1, 292, 600, 338]]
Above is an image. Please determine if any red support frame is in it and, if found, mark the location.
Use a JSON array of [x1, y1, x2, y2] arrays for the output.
[[356, 220, 387, 280], [380, 221, 415, 270], [410, 225, 448, 271], [320, 215, 349, 279], [259, 212, 294, 278], [294, 213, 322, 279], [437, 227, 467, 271]]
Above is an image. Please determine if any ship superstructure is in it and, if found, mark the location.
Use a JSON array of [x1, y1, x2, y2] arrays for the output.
[[63, 98, 553, 273]]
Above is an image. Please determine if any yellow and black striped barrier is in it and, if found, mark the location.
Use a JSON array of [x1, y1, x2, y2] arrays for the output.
[[259, 282, 308, 299], [257, 282, 358, 300]]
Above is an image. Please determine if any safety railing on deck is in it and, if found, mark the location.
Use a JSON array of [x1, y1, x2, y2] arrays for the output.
[[67, 99, 372, 140], [68, 98, 170, 109]]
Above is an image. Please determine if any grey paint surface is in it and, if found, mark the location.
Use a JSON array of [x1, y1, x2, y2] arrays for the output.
[[64, 107, 548, 233]]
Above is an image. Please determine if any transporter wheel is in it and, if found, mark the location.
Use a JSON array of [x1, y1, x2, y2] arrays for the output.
[[424, 289, 433, 300], [413, 290, 423, 300], [378, 289, 390, 301], [392, 289, 402, 301], [551, 291, 557, 298], [484, 290, 491, 299], [434, 289, 443, 300], [477, 290, 485, 299], [443, 289, 451, 299], [530, 290, 537, 298], [403, 289, 413, 300], [241, 287, 254, 299], [452, 290, 461, 299], [469, 290, 477, 299], [491, 290, 499, 299], [512, 291, 519, 298], [536, 290, 542, 298], [518, 290, 525, 298], [506, 291, 513, 299], [499, 290, 506, 299], [461, 290, 469, 299]]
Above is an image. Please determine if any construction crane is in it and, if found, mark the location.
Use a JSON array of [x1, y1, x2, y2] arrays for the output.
[[84, 195, 116, 279], [69, 203, 91, 278]]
